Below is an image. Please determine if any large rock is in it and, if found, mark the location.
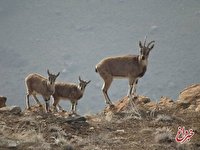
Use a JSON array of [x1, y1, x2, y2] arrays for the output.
[[104, 95, 151, 113], [0, 96, 7, 108], [178, 84, 200, 112], [179, 84, 200, 103]]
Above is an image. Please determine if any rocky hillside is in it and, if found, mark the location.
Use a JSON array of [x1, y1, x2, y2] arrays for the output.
[[0, 84, 200, 150]]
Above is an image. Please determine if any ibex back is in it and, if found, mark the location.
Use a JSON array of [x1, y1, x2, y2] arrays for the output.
[[95, 38, 155, 106]]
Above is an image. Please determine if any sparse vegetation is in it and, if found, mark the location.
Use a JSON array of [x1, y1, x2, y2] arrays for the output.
[[155, 114, 173, 123], [1, 83, 200, 149], [1, 101, 200, 150], [154, 127, 173, 144]]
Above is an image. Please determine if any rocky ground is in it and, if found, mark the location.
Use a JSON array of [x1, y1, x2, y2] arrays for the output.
[[0, 84, 200, 150]]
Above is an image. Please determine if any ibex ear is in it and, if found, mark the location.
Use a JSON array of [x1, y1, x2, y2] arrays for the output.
[[139, 41, 143, 48], [47, 69, 50, 75], [56, 72, 60, 77]]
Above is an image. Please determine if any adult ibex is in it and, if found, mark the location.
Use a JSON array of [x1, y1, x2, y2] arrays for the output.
[[25, 70, 60, 112], [95, 38, 155, 106]]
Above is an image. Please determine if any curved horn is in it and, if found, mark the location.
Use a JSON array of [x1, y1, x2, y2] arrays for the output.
[[87, 80, 91, 84], [144, 36, 147, 47], [79, 76, 82, 82], [47, 69, 50, 75], [147, 40, 155, 48], [56, 72, 60, 77]]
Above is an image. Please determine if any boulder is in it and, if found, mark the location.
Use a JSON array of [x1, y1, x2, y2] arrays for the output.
[[65, 115, 87, 123], [179, 84, 200, 104], [177, 84, 200, 111], [0, 106, 21, 115], [0, 96, 7, 108], [104, 95, 151, 113], [158, 96, 174, 108], [136, 96, 151, 105]]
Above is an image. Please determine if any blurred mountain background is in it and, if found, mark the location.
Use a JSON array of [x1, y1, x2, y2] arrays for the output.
[[0, 0, 200, 114]]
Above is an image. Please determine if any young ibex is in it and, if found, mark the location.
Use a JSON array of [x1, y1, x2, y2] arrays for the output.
[[52, 76, 91, 113], [95, 38, 155, 106], [25, 70, 60, 112]]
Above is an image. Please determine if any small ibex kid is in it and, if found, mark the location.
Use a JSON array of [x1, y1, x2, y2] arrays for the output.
[[52, 76, 90, 114]]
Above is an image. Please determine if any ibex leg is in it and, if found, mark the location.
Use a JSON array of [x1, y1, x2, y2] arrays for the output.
[[57, 104, 64, 112], [71, 101, 77, 114], [44, 97, 50, 113], [132, 79, 138, 98], [128, 78, 139, 99], [102, 77, 113, 106], [33, 95, 42, 107], [26, 94, 31, 110]]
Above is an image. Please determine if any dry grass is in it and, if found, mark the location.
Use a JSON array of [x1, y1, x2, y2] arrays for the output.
[[0, 104, 200, 150], [155, 114, 173, 122], [154, 127, 174, 144]]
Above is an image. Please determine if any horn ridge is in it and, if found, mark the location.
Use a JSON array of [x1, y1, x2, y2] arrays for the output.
[[147, 40, 155, 48]]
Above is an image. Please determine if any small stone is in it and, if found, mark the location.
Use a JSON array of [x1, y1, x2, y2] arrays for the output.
[[188, 104, 196, 110], [116, 129, 125, 133], [195, 105, 200, 112], [0, 106, 21, 115], [10, 106, 22, 115], [90, 127, 95, 130], [65, 116, 86, 123], [105, 111, 114, 122], [62, 144, 74, 150], [138, 96, 151, 104], [8, 141, 18, 148]]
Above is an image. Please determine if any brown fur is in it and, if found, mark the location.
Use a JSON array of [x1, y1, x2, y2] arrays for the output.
[[52, 77, 90, 113], [25, 73, 55, 98], [96, 55, 147, 78], [53, 83, 83, 102], [25, 70, 60, 112], [96, 39, 155, 105]]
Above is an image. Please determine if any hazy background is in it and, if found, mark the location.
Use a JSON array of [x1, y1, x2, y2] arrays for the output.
[[0, 0, 200, 114]]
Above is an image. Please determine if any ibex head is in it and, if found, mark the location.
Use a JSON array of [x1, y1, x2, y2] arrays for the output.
[[139, 37, 155, 60], [78, 76, 91, 91], [47, 69, 60, 84]]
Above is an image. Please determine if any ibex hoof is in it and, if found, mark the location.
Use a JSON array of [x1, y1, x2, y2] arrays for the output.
[[39, 104, 43, 107], [109, 104, 115, 109], [69, 112, 77, 116], [62, 109, 66, 112], [27, 107, 31, 110]]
